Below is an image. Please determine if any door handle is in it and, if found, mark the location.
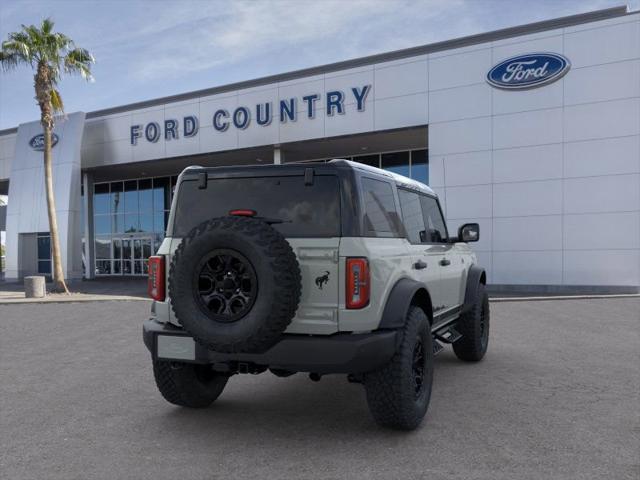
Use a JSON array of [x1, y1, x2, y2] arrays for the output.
[[413, 260, 427, 270], [439, 258, 451, 267]]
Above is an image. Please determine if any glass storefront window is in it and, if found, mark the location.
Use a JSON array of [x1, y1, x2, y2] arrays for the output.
[[94, 175, 173, 275], [140, 213, 153, 232], [139, 179, 153, 212], [153, 178, 170, 212], [382, 151, 410, 177], [94, 183, 110, 214], [411, 149, 428, 185], [37, 232, 51, 275], [94, 215, 111, 235], [124, 180, 138, 213], [352, 154, 380, 168]]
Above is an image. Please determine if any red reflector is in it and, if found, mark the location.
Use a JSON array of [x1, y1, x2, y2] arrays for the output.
[[148, 255, 165, 301], [229, 209, 256, 217], [346, 257, 369, 309]]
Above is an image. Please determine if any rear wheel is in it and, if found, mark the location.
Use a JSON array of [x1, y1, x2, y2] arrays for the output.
[[453, 283, 489, 362], [152, 360, 229, 408], [363, 306, 434, 430]]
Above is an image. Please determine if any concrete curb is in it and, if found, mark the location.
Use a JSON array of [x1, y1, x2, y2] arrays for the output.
[[490, 293, 640, 303], [0, 295, 150, 305], [1, 293, 638, 306]]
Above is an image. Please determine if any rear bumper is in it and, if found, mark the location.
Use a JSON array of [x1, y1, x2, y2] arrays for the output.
[[143, 318, 397, 374]]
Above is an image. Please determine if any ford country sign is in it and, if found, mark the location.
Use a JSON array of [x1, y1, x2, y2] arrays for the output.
[[487, 53, 570, 90], [29, 133, 59, 151]]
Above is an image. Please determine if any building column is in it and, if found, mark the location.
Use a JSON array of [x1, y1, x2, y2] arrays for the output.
[[83, 171, 95, 279], [273, 146, 282, 165]]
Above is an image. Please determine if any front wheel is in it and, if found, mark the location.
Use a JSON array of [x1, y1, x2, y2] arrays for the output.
[[363, 306, 434, 430], [152, 360, 229, 408], [453, 283, 489, 362]]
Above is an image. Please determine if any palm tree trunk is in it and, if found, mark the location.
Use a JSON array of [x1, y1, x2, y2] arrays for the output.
[[43, 123, 69, 294]]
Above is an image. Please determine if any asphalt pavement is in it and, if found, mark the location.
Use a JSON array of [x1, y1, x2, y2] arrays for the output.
[[1, 298, 638, 480]]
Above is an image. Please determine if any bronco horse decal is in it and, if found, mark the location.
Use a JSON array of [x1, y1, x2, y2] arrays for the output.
[[315, 271, 330, 290]]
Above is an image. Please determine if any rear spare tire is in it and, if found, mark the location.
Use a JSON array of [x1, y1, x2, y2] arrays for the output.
[[169, 216, 301, 353]]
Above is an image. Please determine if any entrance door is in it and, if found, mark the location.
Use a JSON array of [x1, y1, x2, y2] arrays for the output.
[[112, 236, 152, 276]]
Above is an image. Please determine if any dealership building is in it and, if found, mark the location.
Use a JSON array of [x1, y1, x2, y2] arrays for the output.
[[0, 5, 639, 292]]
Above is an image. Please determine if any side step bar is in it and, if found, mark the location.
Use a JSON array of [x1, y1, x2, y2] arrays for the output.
[[432, 324, 462, 355]]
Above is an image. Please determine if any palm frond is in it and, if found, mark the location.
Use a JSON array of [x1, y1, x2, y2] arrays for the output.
[[41, 17, 54, 35], [50, 88, 64, 113], [0, 51, 20, 70], [64, 47, 94, 81]]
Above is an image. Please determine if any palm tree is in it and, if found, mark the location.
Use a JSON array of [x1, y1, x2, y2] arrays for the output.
[[0, 18, 94, 293]]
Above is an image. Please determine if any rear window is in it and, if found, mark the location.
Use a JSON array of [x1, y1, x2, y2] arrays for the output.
[[172, 175, 341, 237]]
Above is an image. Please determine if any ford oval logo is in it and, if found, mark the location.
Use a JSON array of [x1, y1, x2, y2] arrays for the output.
[[487, 53, 570, 90], [29, 133, 59, 151]]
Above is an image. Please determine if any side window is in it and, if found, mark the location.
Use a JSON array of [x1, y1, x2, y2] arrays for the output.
[[398, 189, 427, 244], [361, 177, 402, 236], [420, 195, 448, 243]]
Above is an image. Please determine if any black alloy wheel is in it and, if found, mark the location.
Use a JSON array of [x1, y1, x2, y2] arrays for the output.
[[194, 249, 257, 323]]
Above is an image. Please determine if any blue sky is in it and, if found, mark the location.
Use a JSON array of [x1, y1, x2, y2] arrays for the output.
[[0, 0, 635, 130]]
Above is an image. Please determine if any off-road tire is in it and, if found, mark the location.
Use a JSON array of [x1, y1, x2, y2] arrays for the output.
[[453, 283, 489, 362], [363, 306, 434, 430], [153, 360, 229, 408], [169, 216, 301, 353]]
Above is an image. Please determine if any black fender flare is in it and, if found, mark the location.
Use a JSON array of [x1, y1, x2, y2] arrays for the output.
[[378, 278, 433, 330], [462, 265, 486, 314]]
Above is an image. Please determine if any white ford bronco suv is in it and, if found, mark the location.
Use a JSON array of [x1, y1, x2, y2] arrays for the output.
[[143, 159, 489, 430]]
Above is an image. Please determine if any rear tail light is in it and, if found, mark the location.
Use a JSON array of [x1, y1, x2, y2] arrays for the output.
[[346, 257, 369, 309], [148, 255, 165, 301], [229, 209, 256, 217]]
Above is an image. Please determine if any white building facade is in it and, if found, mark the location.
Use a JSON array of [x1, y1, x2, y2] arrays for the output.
[[0, 6, 638, 292]]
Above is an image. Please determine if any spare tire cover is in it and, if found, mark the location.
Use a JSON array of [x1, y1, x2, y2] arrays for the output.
[[169, 216, 301, 353]]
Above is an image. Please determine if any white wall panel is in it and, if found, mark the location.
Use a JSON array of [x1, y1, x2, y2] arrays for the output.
[[279, 113, 325, 144], [374, 60, 427, 100], [493, 251, 563, 284], [564, 60, 640, 106], [563, 212, 640, 250], [493, 180, 562, 217], [324, 69, 374, 107], [428, 84, 491, 123], [444, 184, 492, 219], [429, 116, 491, 155], [564, 98, 640, 142], [493, 108, 563, 149], [564, 20, 640, 68], [492, 80, 563, 115], [428, 48, 492, 90], [493, 143, 562, 183], [199, 125, 238, 153], [325, 103, 374, 138], [373, 93, 428, 131], [563, 250, 640, 286], [564, 135, 640, 178], [493, 215, 562, 251], [563, 174, 640, 214], [103, 139, 132, 165], [0, 134, 16, 159], [441, 150, 492, 186], [492, 33, 563, 61], [102, 114, 133, 143]]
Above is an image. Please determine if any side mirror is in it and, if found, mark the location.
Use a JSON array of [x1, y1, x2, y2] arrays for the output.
[[458, 223, 480, 242]]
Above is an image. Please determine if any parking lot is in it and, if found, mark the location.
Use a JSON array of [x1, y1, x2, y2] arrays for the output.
[[1, 297, 638, 480]]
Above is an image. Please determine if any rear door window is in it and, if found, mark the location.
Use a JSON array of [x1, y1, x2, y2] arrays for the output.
[[361, 177, 403, 237], [173, 175, 341, 237], [398, 189, 426, 243]]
